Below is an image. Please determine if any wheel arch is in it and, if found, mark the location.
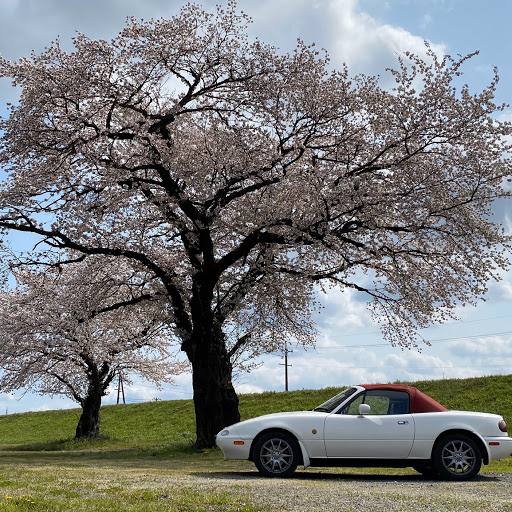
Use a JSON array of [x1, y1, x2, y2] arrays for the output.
[[249, 428, 305, 465], [432, 429, 490, 465]]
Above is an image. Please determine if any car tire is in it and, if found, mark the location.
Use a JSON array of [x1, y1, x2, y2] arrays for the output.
[[253, 431, 300, 478], [433, 433, 482, 481]]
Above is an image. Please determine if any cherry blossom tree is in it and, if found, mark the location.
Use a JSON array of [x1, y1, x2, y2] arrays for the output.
[[0, 257, 184, 438], [0, 2, 511, 447]]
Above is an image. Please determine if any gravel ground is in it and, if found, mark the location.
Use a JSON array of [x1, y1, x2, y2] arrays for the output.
[[182, 468, 512, 512], [2, 454, 510, 511]]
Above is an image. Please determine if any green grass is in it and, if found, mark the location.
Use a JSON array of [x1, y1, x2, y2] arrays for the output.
[[0, 454, 266, 511], [0, 375, 510, 450], [0, 375, 510, 511]]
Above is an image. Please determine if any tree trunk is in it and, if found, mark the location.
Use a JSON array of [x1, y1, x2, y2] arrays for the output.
[[184, 264, 242, 449], [187, 327, 241, 449], [75, 386, 102, 439]]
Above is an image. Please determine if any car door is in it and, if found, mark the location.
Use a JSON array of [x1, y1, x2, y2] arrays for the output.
[[323, 390, 415, 458]]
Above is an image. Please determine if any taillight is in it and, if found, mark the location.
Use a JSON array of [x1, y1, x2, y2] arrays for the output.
[[498, 420, 508, 433]]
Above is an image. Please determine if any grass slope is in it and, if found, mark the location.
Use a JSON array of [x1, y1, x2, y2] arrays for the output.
[[0, 374, 510, 451]]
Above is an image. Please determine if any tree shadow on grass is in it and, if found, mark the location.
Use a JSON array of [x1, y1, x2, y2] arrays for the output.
[[0, 436, 110, 452], [0, 440, 218, 465]]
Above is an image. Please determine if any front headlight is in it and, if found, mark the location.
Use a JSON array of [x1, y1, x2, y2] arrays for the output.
[[219, 429, 230, 436]]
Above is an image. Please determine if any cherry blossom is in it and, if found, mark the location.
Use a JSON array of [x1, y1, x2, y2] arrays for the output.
[[0, 3, 510, 446], [0, 257, 185, 438]]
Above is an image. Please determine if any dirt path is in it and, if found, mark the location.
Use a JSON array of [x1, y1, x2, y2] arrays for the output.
[[186, 469, 512, 512], [0, 453, 509, 511]]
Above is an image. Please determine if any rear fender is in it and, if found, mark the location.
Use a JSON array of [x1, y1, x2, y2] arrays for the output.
[[433, 429, 491, 465]]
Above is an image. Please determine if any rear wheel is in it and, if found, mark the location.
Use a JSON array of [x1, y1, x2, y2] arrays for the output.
[[433, 434, 482, 481], [253, 432, 299, 478]]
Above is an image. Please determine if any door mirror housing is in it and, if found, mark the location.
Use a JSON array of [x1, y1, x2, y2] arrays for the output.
[[358, 403, 371, 416]]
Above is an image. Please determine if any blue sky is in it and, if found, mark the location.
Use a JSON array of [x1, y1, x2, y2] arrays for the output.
[[0, 0, 511, 414]]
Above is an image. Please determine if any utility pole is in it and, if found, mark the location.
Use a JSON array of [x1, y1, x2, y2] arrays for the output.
[[279, 341, 292, 392], [284, 343, 289, 392], [116, 372, 125, 404]]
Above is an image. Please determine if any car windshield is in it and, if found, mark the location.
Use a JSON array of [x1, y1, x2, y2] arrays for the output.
[[313, 387, 359, 413]]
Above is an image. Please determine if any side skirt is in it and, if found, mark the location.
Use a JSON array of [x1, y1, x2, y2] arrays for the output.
[[309, 458, 429, 469]]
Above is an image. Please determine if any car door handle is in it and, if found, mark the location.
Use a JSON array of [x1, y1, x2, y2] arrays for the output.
[[397, 421, 409, 425]]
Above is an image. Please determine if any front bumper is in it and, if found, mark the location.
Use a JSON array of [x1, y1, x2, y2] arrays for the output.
[[215, 426, 252, 460]]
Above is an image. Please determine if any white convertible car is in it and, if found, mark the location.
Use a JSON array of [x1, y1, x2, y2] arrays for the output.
[[216, 384, 512, 480]]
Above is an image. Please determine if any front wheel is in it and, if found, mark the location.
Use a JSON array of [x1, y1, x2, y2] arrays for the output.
[[433, 434, 482, 481], [253, 432, 299, 477]]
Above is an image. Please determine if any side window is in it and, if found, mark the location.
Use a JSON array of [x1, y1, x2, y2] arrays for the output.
[[345, 394, 364, 415], [365, 394, 390, 415], [341, 390, 410, 415], [386, 391, 410, 414]]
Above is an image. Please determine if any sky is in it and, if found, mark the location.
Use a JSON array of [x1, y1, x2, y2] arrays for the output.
[[0, 0, 511, 415]]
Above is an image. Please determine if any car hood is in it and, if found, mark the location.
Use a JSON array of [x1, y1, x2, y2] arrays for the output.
[[226, 410, 325, 430]]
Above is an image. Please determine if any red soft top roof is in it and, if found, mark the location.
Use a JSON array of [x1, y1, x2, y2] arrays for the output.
[[361, 384, 448, 413]]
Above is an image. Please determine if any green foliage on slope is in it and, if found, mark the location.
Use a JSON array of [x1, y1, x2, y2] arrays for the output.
[[0, 374, 510, 450]]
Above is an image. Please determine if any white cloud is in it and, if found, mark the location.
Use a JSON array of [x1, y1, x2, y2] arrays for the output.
[[485, 247, 512, 301], [497, 278, 512, 301], [318, 286, 373, 331], [328, 0, 446, 79], [246, 341, 463, 393], [235, 383, 266, 395], [449, 335, 512, 358]]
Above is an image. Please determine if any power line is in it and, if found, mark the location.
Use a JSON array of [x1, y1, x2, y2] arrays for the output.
[[314, 330, 512, 350], [287, 363, 511, 370], [316, 313, 512, 339]]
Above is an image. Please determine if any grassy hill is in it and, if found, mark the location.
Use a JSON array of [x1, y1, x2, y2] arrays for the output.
[[0, 374, 511, 451]]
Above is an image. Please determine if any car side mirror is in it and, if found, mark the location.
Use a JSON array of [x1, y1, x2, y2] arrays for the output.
[[358, 404, 371, 416]]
